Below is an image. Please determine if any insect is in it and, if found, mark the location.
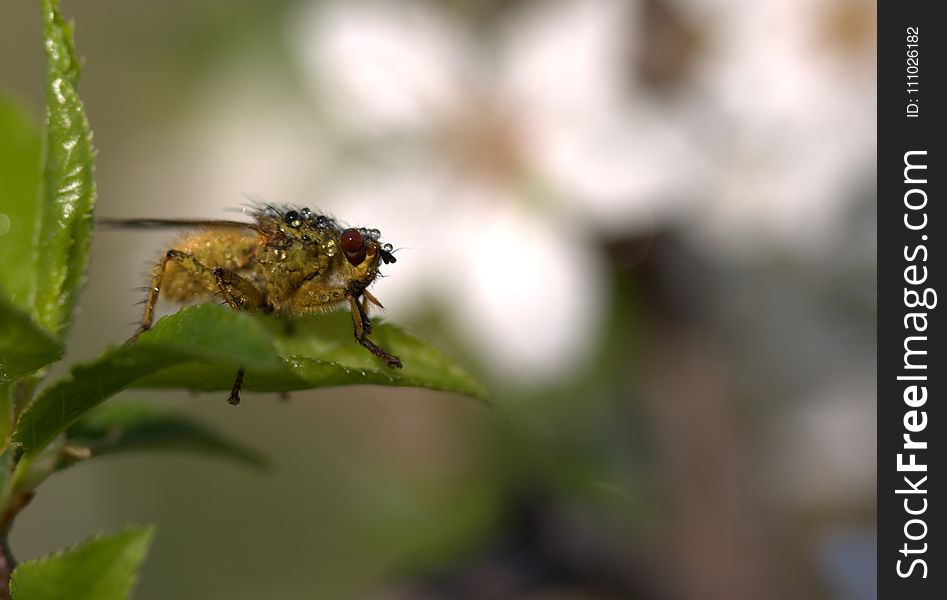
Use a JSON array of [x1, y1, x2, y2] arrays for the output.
[[101, 205, 401, 405]]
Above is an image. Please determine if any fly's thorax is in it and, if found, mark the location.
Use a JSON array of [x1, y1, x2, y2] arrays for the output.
[[256, 233, 331, 295]]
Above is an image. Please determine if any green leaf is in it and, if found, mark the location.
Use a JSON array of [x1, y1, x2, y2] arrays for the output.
[[0, 97, 42, 312], [13, 304, 281, 457], [10, 525, 154, 600], [33, 0, 97, 338], [0, 292, 63, 383], [135, 308, 489, 400], [13, 303, 486, 456], [67, 401, 266, 468]]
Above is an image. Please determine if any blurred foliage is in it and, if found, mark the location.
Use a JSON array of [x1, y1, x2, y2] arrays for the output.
[[65, 402, 266, 469], [0, 99, 41, 311]]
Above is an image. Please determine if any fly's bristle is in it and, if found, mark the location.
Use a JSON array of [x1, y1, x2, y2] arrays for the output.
[[239, 192, 268, 207]]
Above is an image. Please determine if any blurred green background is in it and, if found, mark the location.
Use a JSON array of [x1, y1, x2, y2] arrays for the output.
[[1, 1, 875, 598]]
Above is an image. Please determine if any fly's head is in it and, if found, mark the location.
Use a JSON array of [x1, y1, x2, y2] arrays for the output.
[[336, 225, 397, 290]]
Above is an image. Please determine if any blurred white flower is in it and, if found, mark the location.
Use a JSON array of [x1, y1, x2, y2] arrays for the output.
[[679, 0, 876, 259], [291, 0, 702, 386]]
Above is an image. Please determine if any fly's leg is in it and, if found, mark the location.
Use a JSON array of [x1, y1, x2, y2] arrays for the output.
[[211, 267, 266, 406], [228, 368, 245, 406], [132, 253, 263, 405], [354, 290, 385, 336], [360, 289, 386, 328], [212, 267, 266, 312], [130, 249, 209, 343], [287, 282, 402, 368], [131, 253, 263, 337], [348, 295, 402, 368]]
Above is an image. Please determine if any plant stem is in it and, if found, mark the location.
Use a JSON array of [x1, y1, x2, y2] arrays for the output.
[[0, 490, 33, 600], [0, 532, 14, 600], [0, 383, 12, 442]]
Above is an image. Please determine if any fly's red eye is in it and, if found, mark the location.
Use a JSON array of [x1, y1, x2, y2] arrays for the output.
[[341, 228, 367, 265], [341, 229, 363, 253]]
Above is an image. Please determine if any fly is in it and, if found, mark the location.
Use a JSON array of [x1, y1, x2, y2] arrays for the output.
[[100, 204, 401, 405]]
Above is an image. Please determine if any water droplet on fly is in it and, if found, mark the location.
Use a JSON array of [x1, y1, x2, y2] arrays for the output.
[[284, 211, 303, 228], [367, 228, 380, 240], [382, 243, 393, 252]]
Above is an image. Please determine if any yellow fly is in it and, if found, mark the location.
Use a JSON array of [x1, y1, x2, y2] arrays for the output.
[[101, 205, 401, 404]]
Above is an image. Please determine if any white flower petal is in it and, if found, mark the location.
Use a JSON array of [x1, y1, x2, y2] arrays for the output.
[[444, 191, 607, 387], [685, 0, 875, 258], [500, 0, 636, 117], [699, 0, 874, 123], [293, 0, 472, 134], [693, 124, 873, 260], [527, 104, 706, 234]]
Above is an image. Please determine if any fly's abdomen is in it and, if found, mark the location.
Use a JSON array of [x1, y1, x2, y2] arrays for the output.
[[159, 229, 258, 302]]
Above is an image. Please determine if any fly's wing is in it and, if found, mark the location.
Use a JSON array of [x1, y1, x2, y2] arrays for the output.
[[97, 218, 263, 232]]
